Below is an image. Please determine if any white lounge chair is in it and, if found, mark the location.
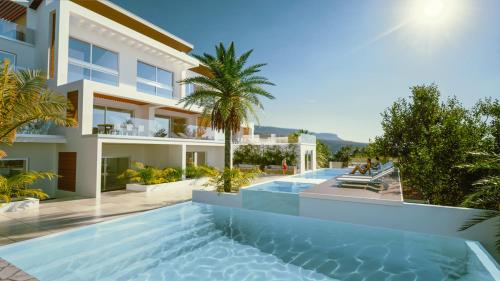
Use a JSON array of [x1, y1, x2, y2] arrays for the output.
[[336, 162, 395, 189]]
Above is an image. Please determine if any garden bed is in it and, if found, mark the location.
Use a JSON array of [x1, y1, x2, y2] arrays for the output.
[[0, 197, 39, 213], [126, 177, 209, 192]]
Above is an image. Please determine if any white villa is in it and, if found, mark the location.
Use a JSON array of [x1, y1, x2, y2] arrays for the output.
[[0, 0, 316, 199]]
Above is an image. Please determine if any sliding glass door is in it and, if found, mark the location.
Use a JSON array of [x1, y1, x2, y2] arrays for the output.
[[101, 157, 129, 192]]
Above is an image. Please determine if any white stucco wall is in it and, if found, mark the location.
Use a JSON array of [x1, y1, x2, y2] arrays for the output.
[[0, 38, 36, 69], [0, 143, 59, 197], [299, 196, 499, 261]]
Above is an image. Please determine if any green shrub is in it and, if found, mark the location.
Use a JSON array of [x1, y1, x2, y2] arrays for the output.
[[0, 171, 53, 203], [205, 168, 262, 193], [234, 144, 297, 166], [185, 165, 218, 179], [118, 162, 181, 185]]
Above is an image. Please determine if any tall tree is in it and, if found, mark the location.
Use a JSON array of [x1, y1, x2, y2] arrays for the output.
[[179, 42, 274, 191], [374, 84, 485, 205], [0, 62, 75, 157]]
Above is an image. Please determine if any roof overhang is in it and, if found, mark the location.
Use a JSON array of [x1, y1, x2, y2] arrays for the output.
[[189, 65, 213, 78], [30, 0, 193, 54], [0, 0, 27, 21]]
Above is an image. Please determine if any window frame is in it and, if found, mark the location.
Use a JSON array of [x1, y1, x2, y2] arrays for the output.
[[92, 105, 134, 130], [68, 37, 119, 86], [0, 50, 17, 70], [136, 60, 174, 98], [0, 158, 29, 176]]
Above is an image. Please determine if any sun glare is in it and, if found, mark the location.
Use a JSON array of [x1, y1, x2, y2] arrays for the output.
[[400, 0, 469, 52], [424, 0, 445, 20], [412, 0, 451, 28]]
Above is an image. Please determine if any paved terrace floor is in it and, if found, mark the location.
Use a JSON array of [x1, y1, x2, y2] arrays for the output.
[[0, 175, 284, 246], [301, 170, 403, 202]]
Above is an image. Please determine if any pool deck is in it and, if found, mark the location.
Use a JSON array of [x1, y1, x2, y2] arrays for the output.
[[0, 175, 285, 246], [301, 170, 403, 204]]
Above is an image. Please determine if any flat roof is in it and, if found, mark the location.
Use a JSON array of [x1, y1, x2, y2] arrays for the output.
[[30, 0, 193, 53]]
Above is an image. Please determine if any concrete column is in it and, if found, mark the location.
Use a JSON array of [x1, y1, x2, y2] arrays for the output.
[[75, 137, 101, 199], [299, 144, 305, 173], [312, 147, 317, 170], [80, 83, 94, 135], [55, 1, 70, 85], [181, 144, 186, 179], [179, 70, 187, 98]]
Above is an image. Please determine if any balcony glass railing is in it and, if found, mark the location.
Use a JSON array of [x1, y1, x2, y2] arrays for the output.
[[17, 121, 56, 135], [298, 134, 316, 144], [236, 133, 316, 144], [93, 117, 220, 141], [0, 20, 35, 44]]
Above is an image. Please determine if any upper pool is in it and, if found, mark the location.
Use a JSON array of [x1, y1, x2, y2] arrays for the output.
[[245, 181, 313, 193], [0, 202, 496, 281], [293, 168, 350, 180]]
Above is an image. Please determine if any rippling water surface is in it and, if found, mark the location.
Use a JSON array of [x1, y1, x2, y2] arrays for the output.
[[0, 203, 494, 281]]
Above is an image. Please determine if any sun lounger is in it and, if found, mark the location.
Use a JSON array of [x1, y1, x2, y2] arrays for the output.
[[336, 162, 394, 189]]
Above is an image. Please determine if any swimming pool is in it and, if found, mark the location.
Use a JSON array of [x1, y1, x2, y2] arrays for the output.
[[242, 181, 314, 215], [245, 181, 314, 193], [0, 202, 496, 281], [293, 168, 350, 180]]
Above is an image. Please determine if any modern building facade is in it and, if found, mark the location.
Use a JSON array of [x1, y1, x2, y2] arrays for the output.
[[0, 0, 316, 199]]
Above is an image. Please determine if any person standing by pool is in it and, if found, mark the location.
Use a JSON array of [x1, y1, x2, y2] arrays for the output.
[[282, 158, 288, 175]]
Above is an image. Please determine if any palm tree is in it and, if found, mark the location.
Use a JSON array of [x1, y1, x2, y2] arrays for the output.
[[0, 171, 54, 203], [458, 151, 500, 251], [0, 62, 75, 158], [179, 42, 274, 191]]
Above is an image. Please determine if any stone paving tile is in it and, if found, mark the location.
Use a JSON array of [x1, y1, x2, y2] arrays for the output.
[[0, 258, 38, 281], [0, 175, 287, 246]]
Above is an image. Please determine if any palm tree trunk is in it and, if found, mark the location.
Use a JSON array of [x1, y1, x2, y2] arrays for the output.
[[224, 129, 232, 192]]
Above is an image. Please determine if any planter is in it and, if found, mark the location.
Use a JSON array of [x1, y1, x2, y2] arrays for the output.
[[0, 197, 39, 213], [329, 161, 344, 168], [192, 190, 242, 208], [126, 177, 209, 192]]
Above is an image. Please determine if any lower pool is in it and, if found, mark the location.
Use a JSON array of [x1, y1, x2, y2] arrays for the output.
[[0, 202, 496, 281]]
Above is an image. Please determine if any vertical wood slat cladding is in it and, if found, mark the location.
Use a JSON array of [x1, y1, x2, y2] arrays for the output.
[[67, 91, 78, 126], [49, 11, 56, 78], [58, 152, 77, 192]]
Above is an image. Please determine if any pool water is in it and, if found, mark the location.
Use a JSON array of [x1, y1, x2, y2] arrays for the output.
[[0, 203, 495, 281], [245, 181, 314, 193], [294, 168, 350, 180], [242, 182, 313, 215]]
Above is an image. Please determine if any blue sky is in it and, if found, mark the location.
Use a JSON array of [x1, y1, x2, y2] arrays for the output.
[[111, 0, 500, 142]]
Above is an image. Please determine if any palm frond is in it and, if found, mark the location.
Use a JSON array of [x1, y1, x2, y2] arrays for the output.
[[459, 210, 499, 231]]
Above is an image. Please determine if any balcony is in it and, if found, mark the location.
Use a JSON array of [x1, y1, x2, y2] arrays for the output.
[[236, 134, 316, 145], [93, 117, 221, 141], [0, 20, 34, 44], [17, 121, 56, 135]]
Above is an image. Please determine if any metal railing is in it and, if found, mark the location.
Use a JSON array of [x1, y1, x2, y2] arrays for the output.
[[93, 117, 222, 141], [0, 20, 35, 44]]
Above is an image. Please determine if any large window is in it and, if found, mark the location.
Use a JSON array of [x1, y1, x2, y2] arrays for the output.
[[68, 38, 118, 86], [0, 50, 16, 69], [153, 115, 170, 137], [186, 152, 206, 166], [137, 61, 173, 99], [0, 159, 27, 177], [92, 106, 133, 134]]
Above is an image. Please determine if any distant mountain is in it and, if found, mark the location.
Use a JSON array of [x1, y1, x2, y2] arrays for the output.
[[254, 126, 366, 153]]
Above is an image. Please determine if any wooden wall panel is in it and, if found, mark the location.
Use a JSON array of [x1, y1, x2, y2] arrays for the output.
[[58, 152, 77, 192]]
